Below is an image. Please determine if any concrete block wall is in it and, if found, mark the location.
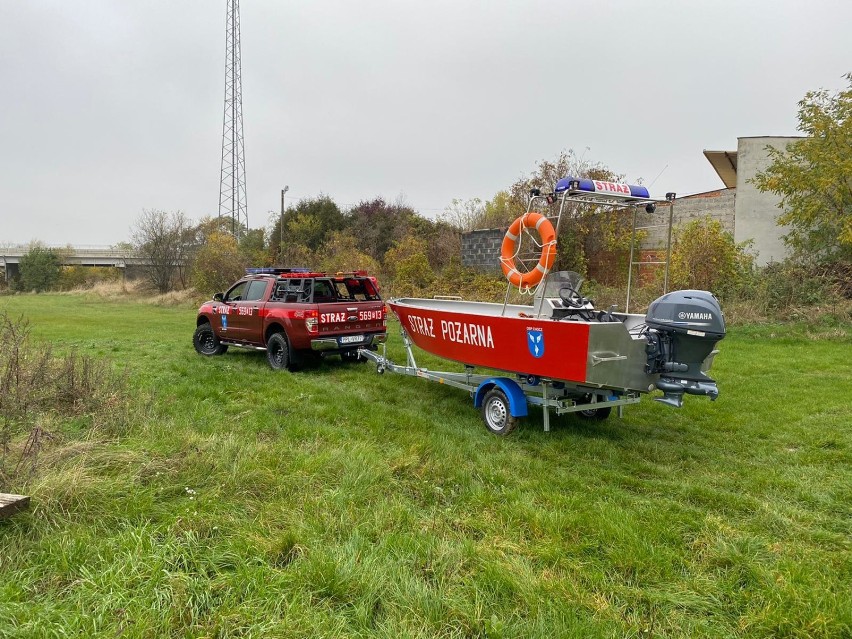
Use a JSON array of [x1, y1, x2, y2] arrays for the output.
[[461, 189, 737, 274], [461, 228, 504, 271], [635, 188, 736, 249]]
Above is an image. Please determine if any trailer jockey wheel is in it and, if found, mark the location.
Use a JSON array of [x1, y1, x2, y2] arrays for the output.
[[578, 394, 612, 420], [481, 388, 518, 436]]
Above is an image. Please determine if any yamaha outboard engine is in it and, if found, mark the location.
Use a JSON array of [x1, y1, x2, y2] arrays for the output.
[[644, 290, 726, 407]]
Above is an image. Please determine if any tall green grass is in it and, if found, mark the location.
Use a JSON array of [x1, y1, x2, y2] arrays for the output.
[[0, 293, 849, 638]]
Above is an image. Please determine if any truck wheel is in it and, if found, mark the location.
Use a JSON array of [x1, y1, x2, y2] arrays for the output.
[[481, 388, 517, 436], [193, 323, 228, 356], [266, 333, 294, 371], [578, 395, 612, 420]]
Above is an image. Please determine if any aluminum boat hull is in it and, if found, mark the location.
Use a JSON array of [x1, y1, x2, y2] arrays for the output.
[[388, 298, 661, 394]]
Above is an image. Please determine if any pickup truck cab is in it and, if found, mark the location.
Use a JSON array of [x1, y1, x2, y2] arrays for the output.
[[193, 268, 386, 370]]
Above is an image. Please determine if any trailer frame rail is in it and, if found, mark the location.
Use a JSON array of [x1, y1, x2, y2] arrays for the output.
[[359, 330, 641, 432]]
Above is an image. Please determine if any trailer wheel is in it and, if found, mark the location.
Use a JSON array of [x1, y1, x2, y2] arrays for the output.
[[481, 388, 517, 436], [578, 395, 612, 420]]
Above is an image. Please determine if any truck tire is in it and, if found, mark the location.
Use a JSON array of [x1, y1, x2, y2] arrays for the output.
[[266, 332, 297, 371], [193, 323, 228, 356], [481, 388, 518, 436]]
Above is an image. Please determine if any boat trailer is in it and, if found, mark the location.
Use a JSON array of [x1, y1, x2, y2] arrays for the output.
[[359, 176, 725, 435], [359, 331, 642, 435]]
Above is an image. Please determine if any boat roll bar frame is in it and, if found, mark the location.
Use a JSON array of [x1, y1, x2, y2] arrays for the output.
[[359, 330, 641, 433], [510, 180, 674, 316]]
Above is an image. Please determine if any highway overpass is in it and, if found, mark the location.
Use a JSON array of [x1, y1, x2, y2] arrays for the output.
[[0, 245, 179, 281]]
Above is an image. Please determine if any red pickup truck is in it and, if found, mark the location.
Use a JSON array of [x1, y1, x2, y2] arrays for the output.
[[193, 268, 386, 370]]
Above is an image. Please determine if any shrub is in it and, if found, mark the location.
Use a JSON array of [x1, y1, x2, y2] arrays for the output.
[[190, 232, 248, 295], [383, 236, 435, 296], [668, 217, 754, 297], [426, 261, 508, 302], [57, 266, 122, 290], [18, 245, 61, 292], [745, 260, 847, 312], [0, 312, 128, 481], [318, 231, 381, 275]]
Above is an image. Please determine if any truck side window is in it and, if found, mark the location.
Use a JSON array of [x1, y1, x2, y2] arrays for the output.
[[244, 280, 268, 302], [345, 278, 380, 301], [313, 280, 336, 302], [225, 281, 247, 302], [333, 281, 352, 300]]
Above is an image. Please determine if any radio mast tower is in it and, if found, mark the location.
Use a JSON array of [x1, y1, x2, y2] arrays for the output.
[[218, 0, 247, 237]]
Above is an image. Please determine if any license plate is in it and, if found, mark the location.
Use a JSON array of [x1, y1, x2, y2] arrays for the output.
[[338, 335, 364, 345]]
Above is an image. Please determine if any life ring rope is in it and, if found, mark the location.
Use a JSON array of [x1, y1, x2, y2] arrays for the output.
[[500, 212, 557, 291]]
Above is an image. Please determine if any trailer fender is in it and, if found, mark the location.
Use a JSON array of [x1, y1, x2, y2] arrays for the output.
[[474, 377, 528, 417]]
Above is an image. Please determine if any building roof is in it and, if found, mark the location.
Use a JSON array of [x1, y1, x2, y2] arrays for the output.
[[703, 150, 738, 188]]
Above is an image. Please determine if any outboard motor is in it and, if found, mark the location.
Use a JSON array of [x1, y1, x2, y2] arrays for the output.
[[644, 290, 726, 407]]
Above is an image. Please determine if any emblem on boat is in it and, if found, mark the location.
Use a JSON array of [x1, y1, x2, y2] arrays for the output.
[[527, 328, 544, 358]]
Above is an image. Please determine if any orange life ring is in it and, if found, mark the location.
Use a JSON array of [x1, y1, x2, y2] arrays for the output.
[[500, 212, 557, 288]]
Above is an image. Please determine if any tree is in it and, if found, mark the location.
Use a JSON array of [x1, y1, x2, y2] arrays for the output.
[[507, 150, 633, 277], [408, 216, 459, 274], [131, 209, 192, 293], [190, 232, 248, 295], [383, 235, 434, 294], [317, 231, 380, 274], [440, 192, 517, 232], [752, 73, 852, 263], [239, 228, 269, 268], [480, 191, 515, 229], [18, 244, 61, 292], [440, 198, 486, 232], [271, 195, 344, 258], [344, 197, 420, 263]]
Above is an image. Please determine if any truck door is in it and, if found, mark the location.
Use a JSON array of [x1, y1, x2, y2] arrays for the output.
[[231, 279, 270, 344], [215, 280, 248, 340]]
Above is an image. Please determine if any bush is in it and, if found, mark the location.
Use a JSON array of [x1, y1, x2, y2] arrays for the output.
[[744, 260, 847, 312], [318, 231, 381, 275], [18, 245, 61, 292], [425, 261, 508, 302], [668, 217, 754, 297], [0, 312, 128, 482], [57, 266, 122, 290], [383, 235, 435, 296], [190, 232, 248, 296]]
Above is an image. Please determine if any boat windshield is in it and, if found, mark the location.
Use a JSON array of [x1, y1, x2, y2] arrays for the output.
[[538, 271, 584, 299]]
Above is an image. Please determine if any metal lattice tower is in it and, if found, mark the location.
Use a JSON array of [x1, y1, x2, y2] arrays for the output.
[[218, 0, 247, 237]]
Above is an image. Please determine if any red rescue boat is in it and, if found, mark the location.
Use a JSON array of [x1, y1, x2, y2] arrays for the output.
[[365, 178, 726, 434]]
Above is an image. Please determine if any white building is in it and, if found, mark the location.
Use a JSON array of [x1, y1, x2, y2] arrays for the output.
[[704, 136, 801, 265]]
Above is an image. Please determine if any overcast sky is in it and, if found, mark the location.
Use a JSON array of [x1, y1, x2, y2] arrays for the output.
[[2, 0, 850, 246]]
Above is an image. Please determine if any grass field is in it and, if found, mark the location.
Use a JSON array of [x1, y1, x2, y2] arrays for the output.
[[0, 292, 850, 638]]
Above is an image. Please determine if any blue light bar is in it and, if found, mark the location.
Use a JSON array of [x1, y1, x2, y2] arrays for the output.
[[555, 176, 650, 199], [246, 267, 312, 275]]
